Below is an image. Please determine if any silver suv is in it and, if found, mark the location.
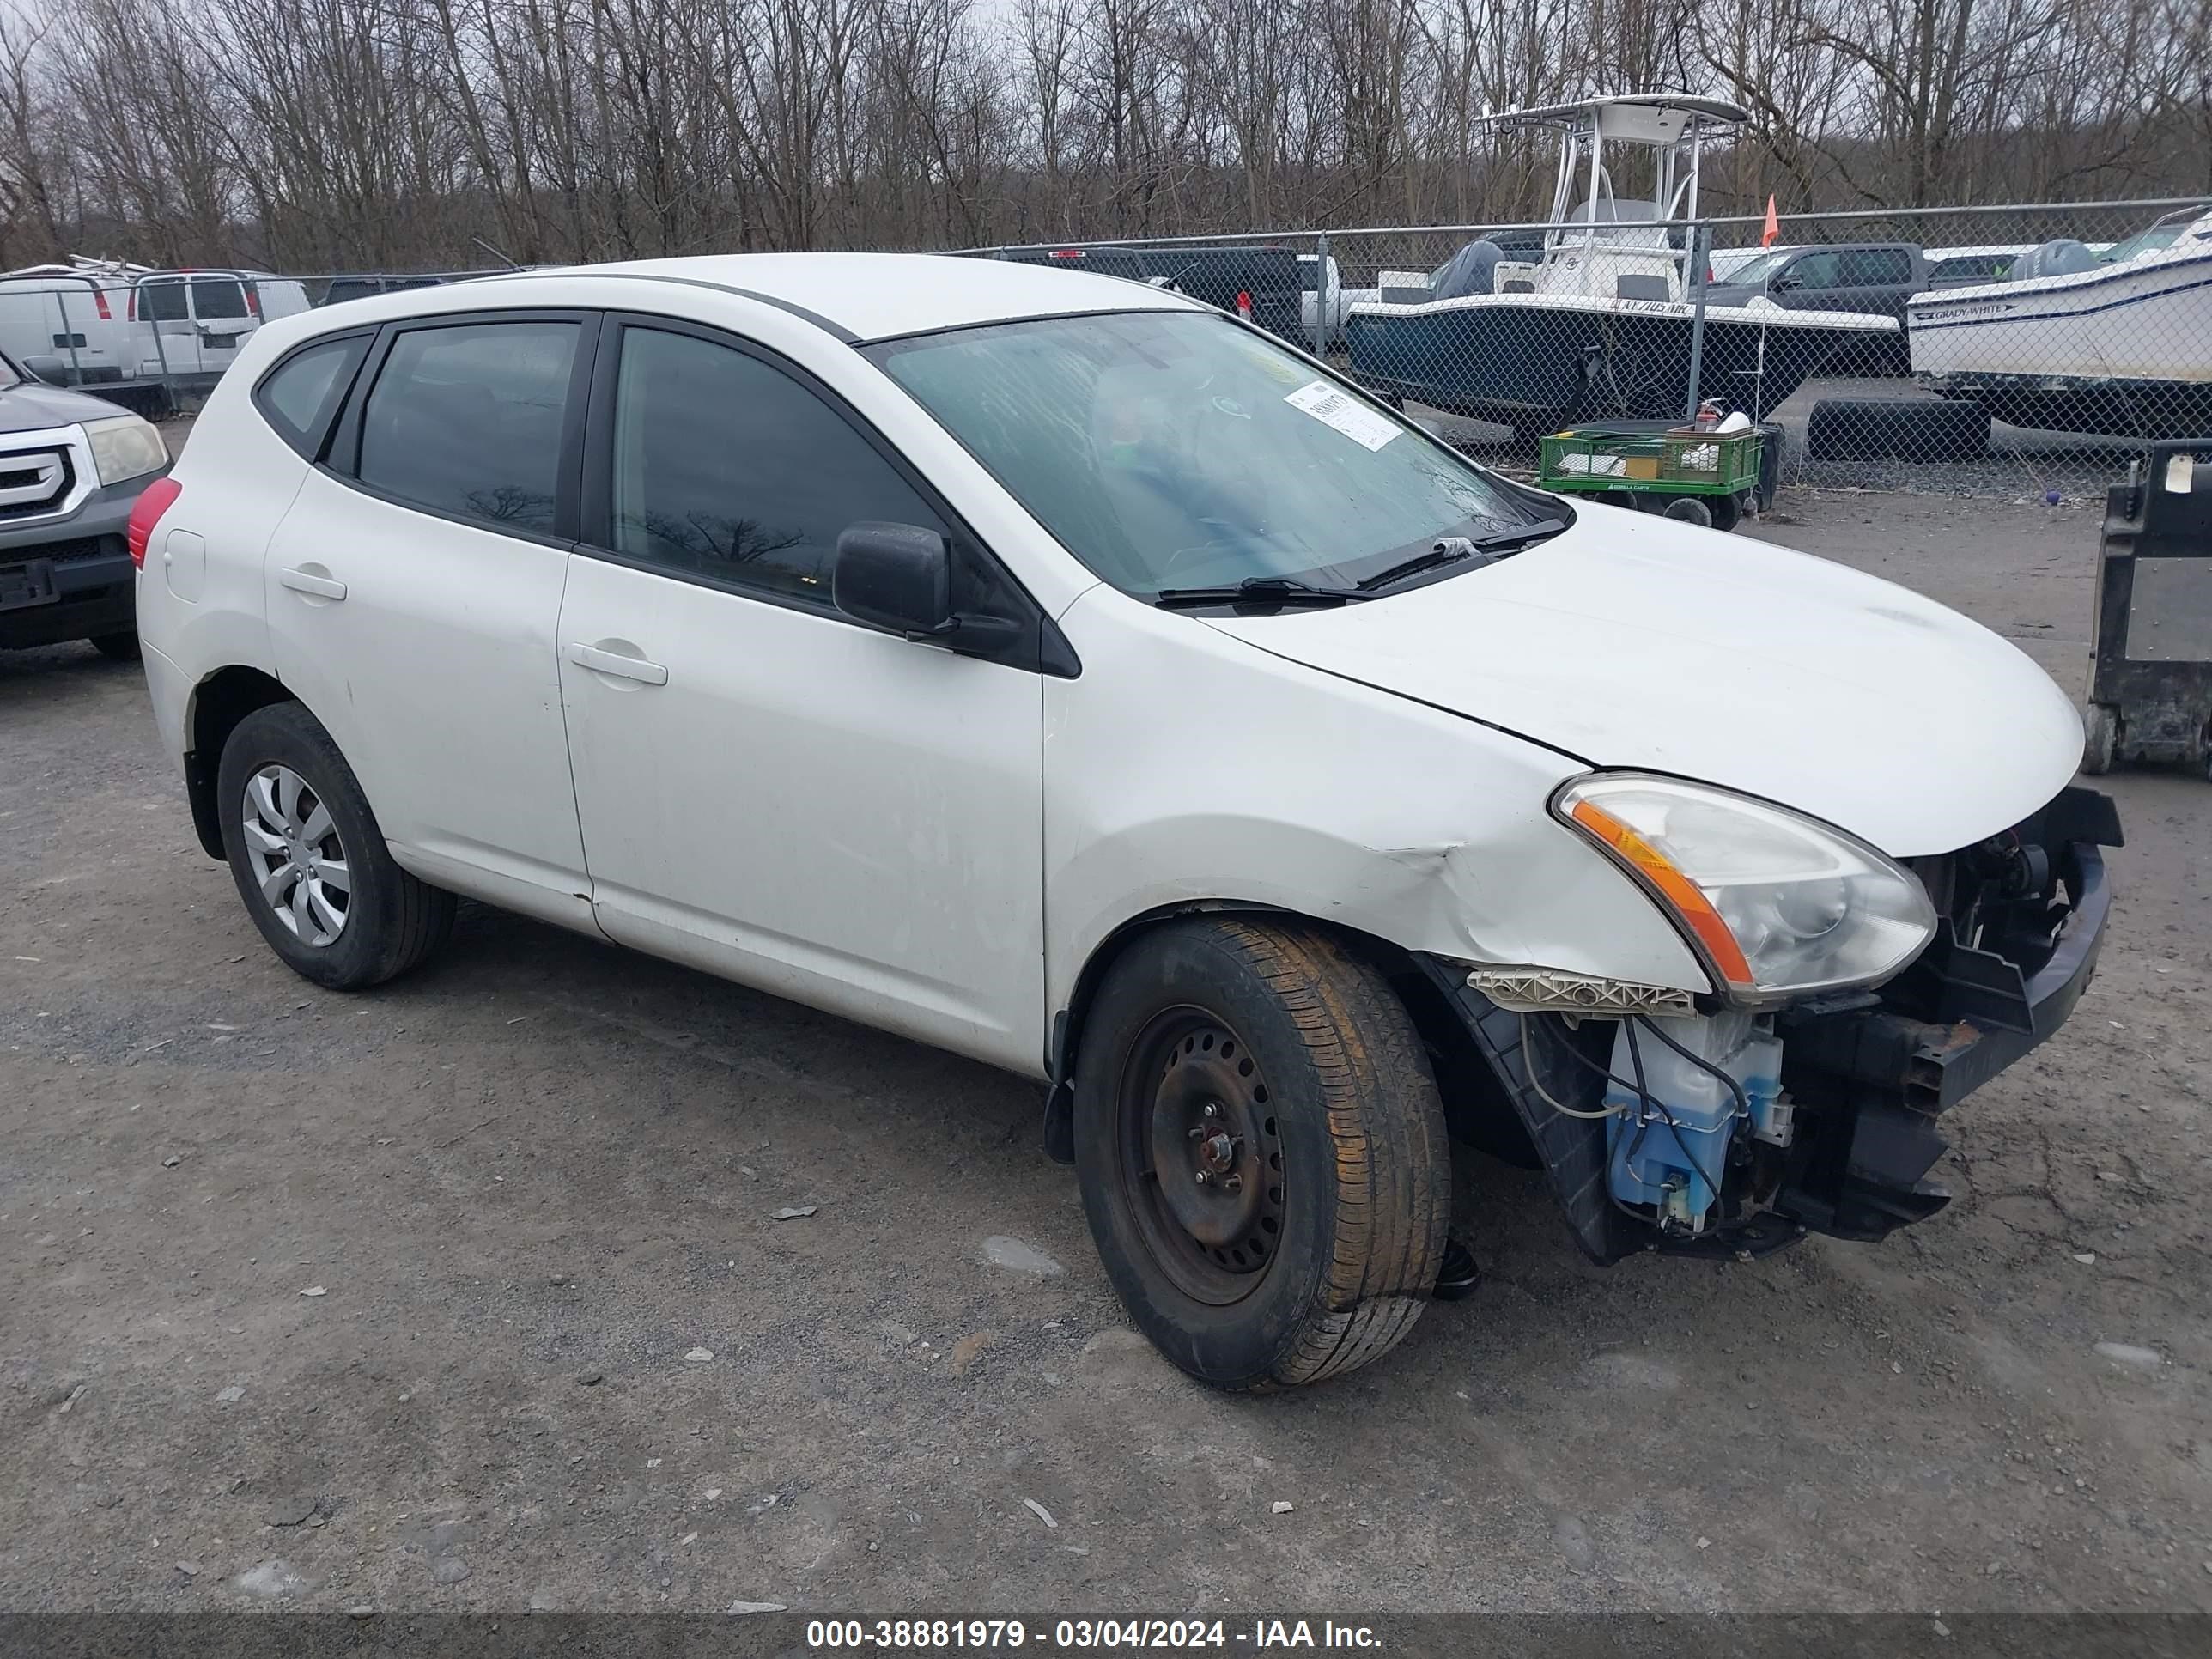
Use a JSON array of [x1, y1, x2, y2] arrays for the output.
[[0, 349, 170, 657]]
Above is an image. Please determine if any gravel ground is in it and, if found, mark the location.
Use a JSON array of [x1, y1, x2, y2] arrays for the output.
[[1, 487, 2207, 1615]]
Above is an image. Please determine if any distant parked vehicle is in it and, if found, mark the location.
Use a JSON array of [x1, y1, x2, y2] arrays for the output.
[[980, 246, 1154, 284], [0, 265, 143, 397], [130, 270, 313, 393], [1700, 242, 1972, 374], [319, 273, 454, 307], [1701, 242, 1934, 321], [1143, 246, 1306, 341], [0, 263, 309, 412], [0, 344, 170, 657]]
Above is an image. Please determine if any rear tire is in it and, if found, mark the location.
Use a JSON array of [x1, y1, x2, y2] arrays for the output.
[[89, 631, 140, 661], [1073, 918, 1450, 1390], [1807, 397, 1989, 463], [217, 702, 454, 989], [2081, 703, 2118, 775]]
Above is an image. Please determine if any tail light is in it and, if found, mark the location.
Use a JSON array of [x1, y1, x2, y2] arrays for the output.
[[1237, 289, 1254, 319], [127, 285, 137, 321], [93, 287, 112, 320], [126, 477, 182, 568], [245, 282, 261, 317]]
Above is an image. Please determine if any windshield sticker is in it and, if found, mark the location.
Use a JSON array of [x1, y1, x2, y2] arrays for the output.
[[1283, 380, 1400, 450]]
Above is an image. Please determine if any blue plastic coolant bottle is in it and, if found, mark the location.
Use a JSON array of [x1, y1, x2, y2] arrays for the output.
[[1603, 1013, 1783, 1233]]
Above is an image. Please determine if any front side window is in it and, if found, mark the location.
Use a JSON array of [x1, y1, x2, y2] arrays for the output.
[[605, 325, 946, 605], [870, 310, 1542, 598], [1785, 252, 1844, 289], [1932, 255, 2010, 281], [356, 319, 579, 534]]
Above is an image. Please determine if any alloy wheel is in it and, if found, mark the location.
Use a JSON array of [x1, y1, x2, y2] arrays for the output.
[[240, 763, 350, 946]]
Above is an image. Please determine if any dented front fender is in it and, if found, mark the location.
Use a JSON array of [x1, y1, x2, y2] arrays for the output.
[[1043, 590, 1711, 1022]]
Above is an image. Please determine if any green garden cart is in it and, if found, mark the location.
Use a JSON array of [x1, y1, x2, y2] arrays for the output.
[[1538, 421, 1771, 532]]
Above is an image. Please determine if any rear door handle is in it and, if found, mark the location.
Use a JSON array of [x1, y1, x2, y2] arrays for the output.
[[565, 642, 669, 686], [278, 567, 347, 601]]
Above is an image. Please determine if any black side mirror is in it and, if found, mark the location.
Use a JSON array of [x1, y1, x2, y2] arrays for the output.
[[21, 355, 66, 385], [835, 521, 954, 635], [1771, 272, 1802, 293]]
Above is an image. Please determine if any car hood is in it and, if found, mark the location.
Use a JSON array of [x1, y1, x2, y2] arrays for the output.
[[1199, 501, 2082, 857], [0, 378, 119, 434]]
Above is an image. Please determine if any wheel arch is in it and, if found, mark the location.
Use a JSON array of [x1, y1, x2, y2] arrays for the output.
[[1039, 900, 1486, 1164], [182, 665, 301, 860]]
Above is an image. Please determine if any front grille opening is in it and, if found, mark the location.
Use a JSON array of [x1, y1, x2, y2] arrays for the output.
[[0, 446, 74, 520]]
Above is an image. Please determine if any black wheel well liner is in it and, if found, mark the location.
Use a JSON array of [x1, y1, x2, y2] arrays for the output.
[[182, 665, 297, 860], [1039, 901, 1512, 1165]]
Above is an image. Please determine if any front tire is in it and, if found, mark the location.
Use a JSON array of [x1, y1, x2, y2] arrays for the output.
[[1073, 918, 1450, 1390], [217, 702, 454, 989]]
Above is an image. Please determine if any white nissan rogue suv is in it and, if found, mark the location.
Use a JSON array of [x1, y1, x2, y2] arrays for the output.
[[134, 254, 2116, 1389]]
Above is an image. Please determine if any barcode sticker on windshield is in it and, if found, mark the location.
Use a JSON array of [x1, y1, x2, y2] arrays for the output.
[[1284, 380, 1400, 451]]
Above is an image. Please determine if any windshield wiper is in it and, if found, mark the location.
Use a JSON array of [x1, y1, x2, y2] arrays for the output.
[[1353, 517, 1571, 592], [1153, 575, 1371, 610]]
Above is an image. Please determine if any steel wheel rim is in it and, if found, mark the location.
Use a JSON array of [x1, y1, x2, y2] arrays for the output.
[[1115, 1006, 1287, 1307], [241, 763, 350, 947]]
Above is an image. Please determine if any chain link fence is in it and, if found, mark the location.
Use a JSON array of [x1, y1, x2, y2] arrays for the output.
[[973, 198, 2212, 506], [7, 202, 2209, 508]]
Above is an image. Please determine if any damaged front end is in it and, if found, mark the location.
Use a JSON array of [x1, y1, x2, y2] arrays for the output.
[[1420, 784, 2121, 1262]]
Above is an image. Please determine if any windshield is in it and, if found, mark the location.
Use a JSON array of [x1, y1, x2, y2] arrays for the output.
[[869, 310, 1541, 597], [2100, 218, 2191, 264], [1718, 249, 1794, 287]]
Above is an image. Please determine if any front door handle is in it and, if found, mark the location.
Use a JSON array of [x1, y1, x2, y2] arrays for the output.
[[566, 641, 669, 686], [278, 567, 347, 601]]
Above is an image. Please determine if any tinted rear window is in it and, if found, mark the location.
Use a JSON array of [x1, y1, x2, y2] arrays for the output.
[[192, 278, 249, 319], [356, 319, 579, 534], [1152, 250, 1302, 305]]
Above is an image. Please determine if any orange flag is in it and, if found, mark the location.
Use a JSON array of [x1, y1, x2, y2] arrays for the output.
[[1759, 194, 1781, 247]]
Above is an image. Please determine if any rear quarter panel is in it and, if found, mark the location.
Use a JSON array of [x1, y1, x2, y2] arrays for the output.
[[134, 340, 312, 752]]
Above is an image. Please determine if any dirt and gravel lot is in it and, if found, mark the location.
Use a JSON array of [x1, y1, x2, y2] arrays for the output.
[[2, 487, 2207, 1617]]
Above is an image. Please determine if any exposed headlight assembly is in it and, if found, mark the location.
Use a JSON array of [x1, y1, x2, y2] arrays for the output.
[[82, 415, 169, 487], [1555, 773, 1936, 1006]]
